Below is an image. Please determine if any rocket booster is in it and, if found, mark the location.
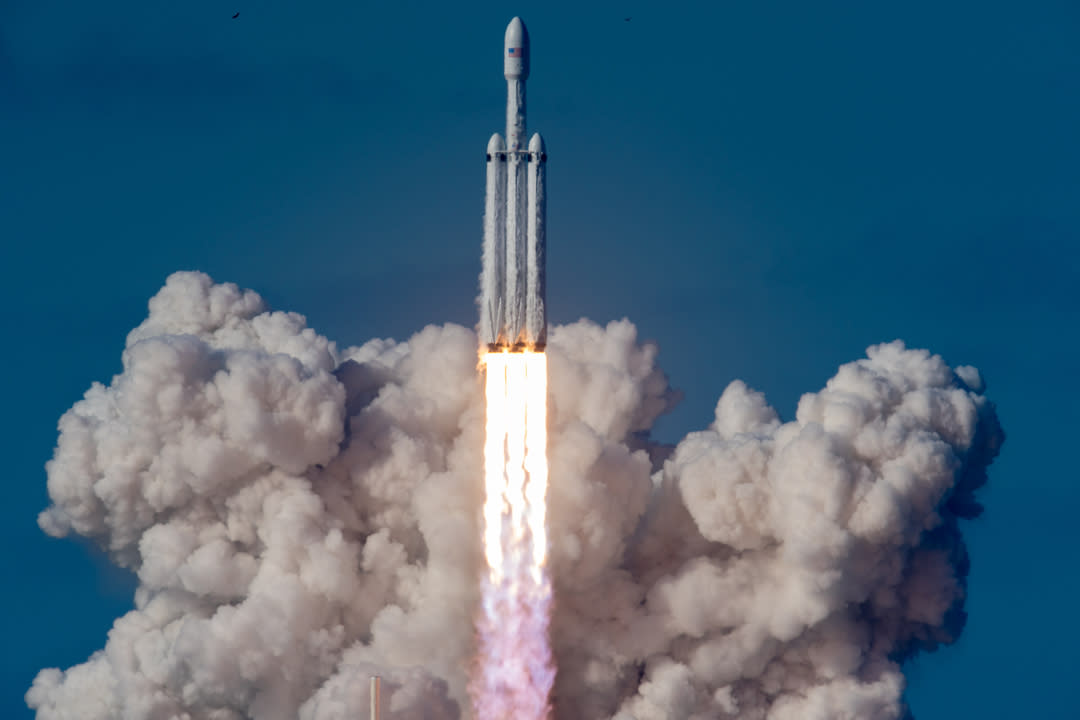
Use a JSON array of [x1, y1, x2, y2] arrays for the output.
[[480, 17, 547, 352]]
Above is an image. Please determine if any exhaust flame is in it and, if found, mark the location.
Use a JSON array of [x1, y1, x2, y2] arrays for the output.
[[472, 350, 554, 720]]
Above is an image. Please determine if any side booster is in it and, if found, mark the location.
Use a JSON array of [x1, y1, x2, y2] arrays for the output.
[[480, 17, 547, 352]]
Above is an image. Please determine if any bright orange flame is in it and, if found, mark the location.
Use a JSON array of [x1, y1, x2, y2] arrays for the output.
[[523, 352, 549, 582], [482, 352, 510, 581], [473, 350, 553, 720]]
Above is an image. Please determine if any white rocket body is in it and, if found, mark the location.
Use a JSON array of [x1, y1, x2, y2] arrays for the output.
[[480, 17, 547, 351]]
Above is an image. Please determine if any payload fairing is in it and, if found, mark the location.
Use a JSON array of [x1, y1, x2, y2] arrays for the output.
[[479, 17, 547, 352]]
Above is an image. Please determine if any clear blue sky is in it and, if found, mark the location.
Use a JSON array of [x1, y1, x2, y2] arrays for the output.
[[3, 1, 1077, 717]]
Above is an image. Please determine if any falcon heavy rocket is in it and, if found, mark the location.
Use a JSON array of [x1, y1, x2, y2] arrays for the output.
[[479, 17, 547, 352]]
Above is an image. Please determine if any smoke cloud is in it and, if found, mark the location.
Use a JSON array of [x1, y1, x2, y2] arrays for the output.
[[28, 272, 1003, 719]]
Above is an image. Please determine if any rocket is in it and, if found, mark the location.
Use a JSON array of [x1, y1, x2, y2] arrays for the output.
[[479, 17, 547, 352]]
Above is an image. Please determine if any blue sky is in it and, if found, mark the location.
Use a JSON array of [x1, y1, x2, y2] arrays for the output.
[[3, 1, 1077, 717]]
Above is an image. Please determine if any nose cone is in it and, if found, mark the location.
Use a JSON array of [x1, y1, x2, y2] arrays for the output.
[[504, 17, 529, 79], [505, 17, 527, 48], [528, 133, 545, 153]]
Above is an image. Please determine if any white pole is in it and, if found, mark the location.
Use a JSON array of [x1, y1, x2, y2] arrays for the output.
[[370, 676, 381, 720]]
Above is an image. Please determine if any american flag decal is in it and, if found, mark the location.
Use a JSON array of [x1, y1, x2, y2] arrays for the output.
[[508, 47, 521, 56]]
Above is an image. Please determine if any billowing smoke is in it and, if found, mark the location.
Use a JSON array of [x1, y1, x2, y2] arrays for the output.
[[28, 272, 1003, 720]]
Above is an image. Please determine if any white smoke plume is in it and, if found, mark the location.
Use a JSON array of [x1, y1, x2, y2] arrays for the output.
[[28, 272, 1003, 720]]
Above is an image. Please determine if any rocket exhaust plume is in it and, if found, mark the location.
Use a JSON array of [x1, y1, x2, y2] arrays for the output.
[[473, 351, 554, 719], [26, 274, 1005, 720], [472, 17, 555, 719]]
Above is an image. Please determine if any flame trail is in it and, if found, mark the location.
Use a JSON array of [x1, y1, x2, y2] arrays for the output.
[[472, 350, 554, 720]]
